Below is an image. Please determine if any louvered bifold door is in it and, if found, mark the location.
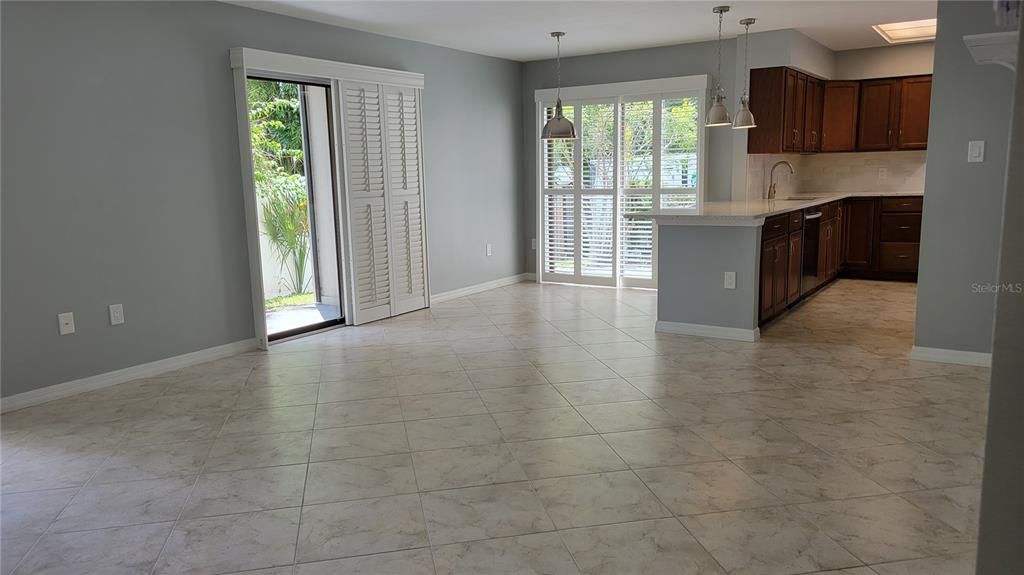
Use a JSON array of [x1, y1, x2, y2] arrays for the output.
[[384, 86, 428, 315], [341, 81, 392, 324]]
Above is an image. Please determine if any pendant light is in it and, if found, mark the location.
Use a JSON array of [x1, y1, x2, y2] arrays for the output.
[[541, 31, 577, 140], [705, 5, 732, 127], [732, 18, 757, 129]]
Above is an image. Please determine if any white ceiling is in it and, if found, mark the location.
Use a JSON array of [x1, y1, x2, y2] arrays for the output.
[[237, 0, 936, 62]]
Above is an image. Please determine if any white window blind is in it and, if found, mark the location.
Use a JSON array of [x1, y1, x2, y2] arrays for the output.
[[537, 80, 704, 290]]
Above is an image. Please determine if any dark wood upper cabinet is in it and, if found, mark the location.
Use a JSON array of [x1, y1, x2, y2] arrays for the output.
[[821, 81, 860, 152], [897, 76, 932, 149], [784, 70, 807, 152], [803, 77, 824, 153], [857, 79, 900, 151]]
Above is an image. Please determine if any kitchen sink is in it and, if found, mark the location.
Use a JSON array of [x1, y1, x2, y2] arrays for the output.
[[775, 196, 819, 201]]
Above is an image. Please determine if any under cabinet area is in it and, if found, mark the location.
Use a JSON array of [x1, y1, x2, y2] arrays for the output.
[[748, 67, 932, 154], [759, 195, 922, 325]]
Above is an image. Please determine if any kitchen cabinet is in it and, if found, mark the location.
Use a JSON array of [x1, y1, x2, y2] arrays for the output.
[[786, 230, 803, 304], [803, 77, 824, 152], [784, 69, 807, 152], [750, 70, 931, 154], [760, 196, 920, 325], [821, 81, 860, 152], [843, 198, 877, 270], [760, 234, 789, 321], [857, 79, 900, 151], [748, 67, 821, 154], [897, 76, 932, 149]]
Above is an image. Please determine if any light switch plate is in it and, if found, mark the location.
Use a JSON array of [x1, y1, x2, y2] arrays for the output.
[[968, 140, 985, 163], [109, 304, 125, 326], [486, 243, 493, 257], [724, 271, 737, 289], [58, 312, 75, 335]]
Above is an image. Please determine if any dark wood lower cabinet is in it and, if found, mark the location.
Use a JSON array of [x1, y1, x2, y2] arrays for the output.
[[787, 231, 802, 304], [760, 196, 921, 326]]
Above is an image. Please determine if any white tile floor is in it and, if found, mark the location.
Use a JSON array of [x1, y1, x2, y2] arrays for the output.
[[0, 279, 989, 574]]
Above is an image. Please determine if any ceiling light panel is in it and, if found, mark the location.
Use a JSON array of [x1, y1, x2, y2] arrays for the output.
[[873, 18, 937, 44]]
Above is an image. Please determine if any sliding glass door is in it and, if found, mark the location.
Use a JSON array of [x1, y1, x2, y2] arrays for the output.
[[246, 78, 344, 339]]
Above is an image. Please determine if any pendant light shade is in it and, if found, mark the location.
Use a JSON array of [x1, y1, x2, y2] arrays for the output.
[[542, 32, 577, 140], [733, 18, 757, 129], [705, 6, 732, 127]]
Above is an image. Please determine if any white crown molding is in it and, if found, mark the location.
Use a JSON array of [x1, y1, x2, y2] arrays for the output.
[[0, 339, 258, 413]]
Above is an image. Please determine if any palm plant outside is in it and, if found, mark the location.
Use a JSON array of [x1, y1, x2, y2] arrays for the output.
[[247, 79, 312, 297]]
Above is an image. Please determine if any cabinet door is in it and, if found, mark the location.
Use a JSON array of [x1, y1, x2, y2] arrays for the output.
[[897, 76, 931, 150], [787, 231, 802, 304], [843, 199, 876, 270], [821, 81, 860, 152], [783, 69, 807, 152], [803, 77, 824, 152], [760, 241, 776, 320], [773, 238, 788, 311], [817, 220, 832, 285], [857, 79, 899, 151]]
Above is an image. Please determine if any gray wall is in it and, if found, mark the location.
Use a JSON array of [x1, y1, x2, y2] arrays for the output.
[[656, 225, 760, 331], [914, 1, 1015, 354], [834, 43, 935, 79], [976, 20, 1024, 574], [1, 1, 523, 397], [521, 40, 737, 275]]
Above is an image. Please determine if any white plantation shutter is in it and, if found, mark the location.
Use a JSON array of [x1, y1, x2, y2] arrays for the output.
[[543, 194, 575, 276], [536, 81, 704, 291], [385, 86, 428, 315], [341, 81, 392, 324], [660, 96, 700, 209]]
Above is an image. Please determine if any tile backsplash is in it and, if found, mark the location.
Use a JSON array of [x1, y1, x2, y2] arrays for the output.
[[746, 151, 927, 199]]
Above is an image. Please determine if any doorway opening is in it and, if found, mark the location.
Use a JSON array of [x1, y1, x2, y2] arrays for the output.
[[246, 78, 344, 340]]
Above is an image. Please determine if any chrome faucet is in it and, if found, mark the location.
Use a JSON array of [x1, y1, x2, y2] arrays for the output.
[[768, 160, 795, 199]]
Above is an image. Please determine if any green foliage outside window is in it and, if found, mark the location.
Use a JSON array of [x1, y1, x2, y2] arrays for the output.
[[247, 79, 312, 296]]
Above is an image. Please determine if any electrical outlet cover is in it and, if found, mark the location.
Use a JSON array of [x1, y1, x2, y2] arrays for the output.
[[58, 312, 75, 335], [109, 304, 125, 325]]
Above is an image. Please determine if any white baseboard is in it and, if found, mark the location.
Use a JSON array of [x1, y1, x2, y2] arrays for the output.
[[431, 273, 532, 303], [0, 339, 258, 413], [911, 346, 993, 367], [656, 320, 760, 342]]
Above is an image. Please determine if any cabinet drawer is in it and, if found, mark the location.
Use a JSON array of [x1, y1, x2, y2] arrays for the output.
[[879, 242, 920, 272], [880, 214, 922, 242], [881, 197, 923, 213], [788, 211, 803, 231], [763, 214, 789, 239]]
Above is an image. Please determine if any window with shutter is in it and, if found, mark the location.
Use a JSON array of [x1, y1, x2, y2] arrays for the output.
[[537, 77, 705, 290]]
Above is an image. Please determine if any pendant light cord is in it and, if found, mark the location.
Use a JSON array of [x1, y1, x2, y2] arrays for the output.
[[555, 34, 562, 102], [743, 21, 749, 97], [715, 10, 724, 96]]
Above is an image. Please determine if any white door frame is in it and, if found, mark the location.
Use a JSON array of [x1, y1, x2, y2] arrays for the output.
[[230, 48, 426, 347]]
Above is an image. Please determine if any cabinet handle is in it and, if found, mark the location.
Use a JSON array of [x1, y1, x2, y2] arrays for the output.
[[896, 255, 910, 259], [900, 202, 912, 206], [793, 129, 799, 145], [898, 225, 911, 229]]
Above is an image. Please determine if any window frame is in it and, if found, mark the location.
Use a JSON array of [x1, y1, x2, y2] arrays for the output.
[[535, 75, 708, 289]]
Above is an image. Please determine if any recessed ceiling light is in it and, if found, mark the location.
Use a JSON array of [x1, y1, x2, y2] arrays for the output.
[[873, 18, 937, 44]]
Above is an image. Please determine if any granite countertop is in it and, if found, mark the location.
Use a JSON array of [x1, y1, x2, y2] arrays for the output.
[[635, 191, 924, 227]]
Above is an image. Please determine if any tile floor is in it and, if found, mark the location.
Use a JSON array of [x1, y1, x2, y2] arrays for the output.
[[0, 279, 989, 575]]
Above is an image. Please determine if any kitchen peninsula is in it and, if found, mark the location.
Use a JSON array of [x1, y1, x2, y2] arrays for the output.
[[644, 192, 923, 341]]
